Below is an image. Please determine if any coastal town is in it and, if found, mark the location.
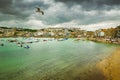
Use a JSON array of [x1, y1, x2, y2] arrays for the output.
[[0, 26, 120, 80], [0, 25, 120, 44], [1, 0, 120, 80]]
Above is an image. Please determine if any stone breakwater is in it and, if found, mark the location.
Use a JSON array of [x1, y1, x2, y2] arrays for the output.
[[97, 48, 120, 80]]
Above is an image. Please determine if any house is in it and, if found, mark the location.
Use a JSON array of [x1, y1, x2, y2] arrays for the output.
[[34, 31, 44, 37], [94, 29, 105, 38]]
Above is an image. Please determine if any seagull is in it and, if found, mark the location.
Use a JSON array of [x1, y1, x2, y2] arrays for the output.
[[36, 7, 44, 15]]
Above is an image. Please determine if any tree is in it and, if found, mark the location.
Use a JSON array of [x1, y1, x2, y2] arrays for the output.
[[116, 26, 120, 38]]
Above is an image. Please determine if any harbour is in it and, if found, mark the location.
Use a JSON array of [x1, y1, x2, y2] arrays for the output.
[[0, 38, 119, 80]]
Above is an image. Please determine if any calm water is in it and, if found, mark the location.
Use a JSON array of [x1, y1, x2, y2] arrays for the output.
[[0, 38, 119, 80]]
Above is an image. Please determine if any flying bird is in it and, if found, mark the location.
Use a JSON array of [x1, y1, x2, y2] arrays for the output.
[[36, 7, 44, 15]]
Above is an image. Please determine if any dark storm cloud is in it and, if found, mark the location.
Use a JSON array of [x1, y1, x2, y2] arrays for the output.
[[55, 0, 120, 5], [0, 0, 12, 8], [12, 0, 49, 19], [0, 0, 18, 15], [55, 0, 120, 10], [14, 0, 49, 9], [0, 0, 49, 20], [0, 0, 120, 30]]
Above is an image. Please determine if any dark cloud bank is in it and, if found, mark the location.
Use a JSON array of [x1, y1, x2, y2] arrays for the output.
[[55, 0, 120, 6], [0, 0, 120, 30], [55, 0, 120, 10]]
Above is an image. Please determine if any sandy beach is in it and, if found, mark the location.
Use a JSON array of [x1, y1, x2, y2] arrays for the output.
[[97, 48, 120, 80]]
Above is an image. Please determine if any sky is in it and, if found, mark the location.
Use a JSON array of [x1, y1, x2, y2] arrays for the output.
[[0, 0, 120, 31]]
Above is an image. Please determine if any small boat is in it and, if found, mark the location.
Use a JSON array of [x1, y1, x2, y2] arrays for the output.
[[18, 44, 23, 47], [24, 45, 30, 49], [8, 39, 17, 42], [57, 38, 64, 41], [0, 43, 4, 46], [23, 38, 39, 43], [43, 40, 47, 41], [16, 42, 25, 44], [63, 38, 68, 40], [74, 38, 80, 41]]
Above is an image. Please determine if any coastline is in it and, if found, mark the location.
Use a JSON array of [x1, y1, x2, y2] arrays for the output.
[[87, 38, 120, 45], [97, 48, 120, 80], [0, 37, 120, 80]]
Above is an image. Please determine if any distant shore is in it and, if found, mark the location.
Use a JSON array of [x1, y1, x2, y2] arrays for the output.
[[97, 48, 120, 80], [87, 38, 120, 45]]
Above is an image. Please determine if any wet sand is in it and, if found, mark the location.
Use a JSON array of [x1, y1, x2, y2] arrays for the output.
[[97, 48, 120, 80], [33, 65, 105, 80]]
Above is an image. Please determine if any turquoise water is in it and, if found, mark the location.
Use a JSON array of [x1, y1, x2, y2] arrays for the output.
[[0, 38, 119, 80]]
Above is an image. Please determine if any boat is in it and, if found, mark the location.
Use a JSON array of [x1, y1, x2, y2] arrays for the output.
[[8, 39, 17, 42], [23, 38, 39, 43], [74, 38, 80, 41], [0, 43, 4, 46], [63, 38, 68, 40], [24, 45, 30, 49], [43, 39, 47, 41], [57, 38, 64, 41]]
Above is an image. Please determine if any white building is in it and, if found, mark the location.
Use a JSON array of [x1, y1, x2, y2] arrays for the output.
[[34, 31, 44, 36], [48, 32, 55, 36]]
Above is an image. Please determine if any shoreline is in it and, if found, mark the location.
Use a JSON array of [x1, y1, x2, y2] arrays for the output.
[[0, 37, 120, 80], [1, 37, 120, 44], [97, 48, 120, 80], [87, 38, 120, 45]]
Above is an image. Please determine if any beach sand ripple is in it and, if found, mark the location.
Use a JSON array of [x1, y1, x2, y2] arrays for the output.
[[97, 48, 120, 80]]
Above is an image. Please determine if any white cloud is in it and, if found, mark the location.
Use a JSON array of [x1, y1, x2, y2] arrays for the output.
[[80, 20, 120, 31], [83, 10, 97, 16], [52, 20, 120, 31], [53, 20, 79, 28], [0, 20, 16, 27], [26, 19, 45, 29], [103, 9, 120, 16]]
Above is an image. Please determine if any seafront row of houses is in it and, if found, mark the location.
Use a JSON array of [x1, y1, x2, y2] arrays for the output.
[[0, 27, 83, 38], [0, 26, 120, 39]]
